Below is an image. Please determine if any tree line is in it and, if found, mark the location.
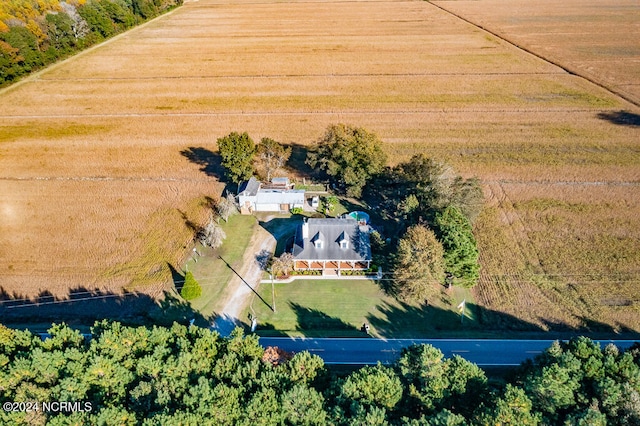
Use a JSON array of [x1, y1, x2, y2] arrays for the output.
[[1, 322, 639, 425], [0, 0, 183, 87]]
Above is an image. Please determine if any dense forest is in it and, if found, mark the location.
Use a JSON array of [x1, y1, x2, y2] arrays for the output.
[[1, 323, 639, 425], [0, 0, 182, 87]]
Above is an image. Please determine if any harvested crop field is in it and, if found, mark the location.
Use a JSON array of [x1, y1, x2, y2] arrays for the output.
[[1, 0, 639, 330], [432, 0, 640, 106]]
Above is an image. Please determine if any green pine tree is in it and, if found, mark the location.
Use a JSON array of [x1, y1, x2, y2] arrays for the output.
[[181, 271, 202, 300]]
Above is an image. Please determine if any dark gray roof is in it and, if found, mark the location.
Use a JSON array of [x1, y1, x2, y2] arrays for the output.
[[292, 218, 371, 262], [238, 177, 260, 197]]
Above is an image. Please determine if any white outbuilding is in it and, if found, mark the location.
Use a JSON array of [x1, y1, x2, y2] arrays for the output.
[[238, 177, 305, 214]]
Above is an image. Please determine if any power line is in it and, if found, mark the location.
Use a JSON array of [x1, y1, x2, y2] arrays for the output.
[[4, 272, 640, 310]]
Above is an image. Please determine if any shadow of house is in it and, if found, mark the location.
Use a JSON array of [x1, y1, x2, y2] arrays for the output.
[[597, 110, 640, 128], [180, 147, 225, 179], [0, 286, 214, 329], [258, 216, 302, 256]]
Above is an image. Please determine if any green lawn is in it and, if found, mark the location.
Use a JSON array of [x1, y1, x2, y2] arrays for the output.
[[242, 279, 480, 338], [187, 214, 258, 318]]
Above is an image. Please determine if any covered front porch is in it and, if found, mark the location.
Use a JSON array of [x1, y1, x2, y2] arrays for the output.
[[294, 259, 371, 275]]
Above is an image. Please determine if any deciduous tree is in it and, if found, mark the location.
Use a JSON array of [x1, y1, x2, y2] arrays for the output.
[[199, 215, 226, 248], [366, 154, 483, 226], [1, 0, 181, 88], [216, 192, 238, 222], [271, 252, 294, 278], [306, 124, 387, 197], [217, 131, 256, 184], [256, 137, 291, 182], [393, 224, 445, 302]]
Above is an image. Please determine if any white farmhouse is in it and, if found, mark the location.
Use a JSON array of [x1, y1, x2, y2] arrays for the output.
[[292, 217, 372, 274], [238, 177, 305, 214]]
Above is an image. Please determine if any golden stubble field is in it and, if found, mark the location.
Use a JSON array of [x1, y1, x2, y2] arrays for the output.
[[1, 0, 639, 330], [432, 0, 640, 106]]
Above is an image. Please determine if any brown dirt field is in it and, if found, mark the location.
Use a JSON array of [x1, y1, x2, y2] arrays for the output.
[[1, 0, 639, 332], [432, 0, 640, 106]]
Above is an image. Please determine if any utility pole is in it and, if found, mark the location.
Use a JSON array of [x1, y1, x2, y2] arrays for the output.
[[271, 267, 276, 313], [457, 299, 466, 324]]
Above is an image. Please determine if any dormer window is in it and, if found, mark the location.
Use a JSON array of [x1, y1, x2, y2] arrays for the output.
[[339, 231, 349, 249], [312, 231, 325, 249]]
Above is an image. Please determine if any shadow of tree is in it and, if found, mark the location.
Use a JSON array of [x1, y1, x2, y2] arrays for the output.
[[597, 110, 640, 127], [367, 299, 640, 339], [325, 196, 368, 218], [537, 316, 639, 340], [290, 302, 361, 337], [286, 142, 317, 178], [168, 263, 186, 293], [247, 322, 289, 337], [148, 292, 214, 328], [0, 286, 215, 329], [255, 249, 271, 271], [376, 278, 400, 299], [179, 196, 216, 235], [231, 310, 290, 337], [180, 146, 224, 179], [367, 300, 550, 338]]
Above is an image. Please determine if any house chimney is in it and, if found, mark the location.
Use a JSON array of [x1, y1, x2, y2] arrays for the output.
[[302, 218, 309, 239]]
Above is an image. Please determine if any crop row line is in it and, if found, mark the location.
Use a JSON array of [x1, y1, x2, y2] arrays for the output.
[[0, 108, 603, 119], [36, 71, 567, 81], [1, 176, 637, 186], [481, 180, 640, 187], [0, 176, 213, 182]]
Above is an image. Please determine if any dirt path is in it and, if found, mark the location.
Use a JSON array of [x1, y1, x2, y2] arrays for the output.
[[211, 216, 296, 335]]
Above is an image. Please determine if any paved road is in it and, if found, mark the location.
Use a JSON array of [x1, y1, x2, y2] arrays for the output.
[[259, 337, 639, 366]]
